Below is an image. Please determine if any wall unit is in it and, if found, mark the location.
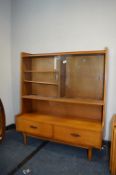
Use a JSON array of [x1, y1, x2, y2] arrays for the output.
[[16, 49, 108, 160], [110, 115, 116, 175]]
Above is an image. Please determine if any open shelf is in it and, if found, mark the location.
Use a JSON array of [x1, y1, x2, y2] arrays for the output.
[[22, 95, 104, 106], [24, 80, 58, 85]]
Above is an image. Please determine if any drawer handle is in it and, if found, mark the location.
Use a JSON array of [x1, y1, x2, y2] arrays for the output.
[[70, 133, 80, 137], [30, 125, 38, 129]]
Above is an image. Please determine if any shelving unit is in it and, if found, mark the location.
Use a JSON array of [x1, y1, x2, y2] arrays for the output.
[[16, 49, 108, 160]]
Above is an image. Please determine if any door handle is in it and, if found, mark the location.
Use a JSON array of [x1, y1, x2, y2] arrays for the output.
[[70, 133, 80, 137], [30, 125, 38, 129]]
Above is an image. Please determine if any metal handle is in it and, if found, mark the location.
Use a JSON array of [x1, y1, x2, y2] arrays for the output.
[[70, 133, 80, 137], [30, 125, 38, 129]]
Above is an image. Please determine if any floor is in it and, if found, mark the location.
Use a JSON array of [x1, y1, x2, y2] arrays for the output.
[[0, 129, 110, 175]]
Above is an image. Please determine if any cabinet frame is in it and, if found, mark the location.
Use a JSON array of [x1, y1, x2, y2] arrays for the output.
[[16, 48, 108, 160]]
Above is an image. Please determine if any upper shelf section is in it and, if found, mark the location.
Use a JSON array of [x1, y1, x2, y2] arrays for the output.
[[22, 95, 104, 106], [22, 48, 107, 100]]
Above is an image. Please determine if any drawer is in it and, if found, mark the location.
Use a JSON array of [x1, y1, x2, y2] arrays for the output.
[[16, 119, 52, 138], [54, 126, 101, 148]]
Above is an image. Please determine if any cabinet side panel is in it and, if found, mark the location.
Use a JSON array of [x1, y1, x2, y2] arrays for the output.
[[111, 128, 116, 175], [22, 58, 32, 96]]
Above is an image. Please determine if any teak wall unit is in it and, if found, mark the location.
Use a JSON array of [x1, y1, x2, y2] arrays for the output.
[[16, 49, 108, 160]]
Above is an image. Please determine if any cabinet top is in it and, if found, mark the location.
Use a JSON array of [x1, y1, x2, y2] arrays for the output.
[[21, 49, 108, 58]]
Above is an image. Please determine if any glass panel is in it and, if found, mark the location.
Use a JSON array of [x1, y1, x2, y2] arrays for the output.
[[23, 54, 104, 100], [62, 55, 104, 100]]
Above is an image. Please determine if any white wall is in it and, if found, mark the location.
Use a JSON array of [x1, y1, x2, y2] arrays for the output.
[[12, 0, 116, 140], [0, 0, 14, 125]]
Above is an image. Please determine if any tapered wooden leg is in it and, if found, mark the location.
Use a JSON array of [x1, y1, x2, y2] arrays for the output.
[[23, 133, 28, 144], [88, 148, 92, 160]]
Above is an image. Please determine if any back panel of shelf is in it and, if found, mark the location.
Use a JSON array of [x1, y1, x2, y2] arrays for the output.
[[21, 99, 103, 122]]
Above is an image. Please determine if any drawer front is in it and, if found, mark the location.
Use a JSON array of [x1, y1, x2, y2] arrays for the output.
[[16, 119, 52, 138], [54, 126, 101, 148]]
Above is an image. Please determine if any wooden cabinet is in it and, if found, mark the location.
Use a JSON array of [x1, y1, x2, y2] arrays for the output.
[[16, 49, 108, 160], [110, 115, 116, 175]]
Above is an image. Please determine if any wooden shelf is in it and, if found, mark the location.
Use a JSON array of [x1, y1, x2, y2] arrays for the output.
[[24, 80, 58, 85], [22, 95, 104, 106], [24, 70, 58, 73]]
